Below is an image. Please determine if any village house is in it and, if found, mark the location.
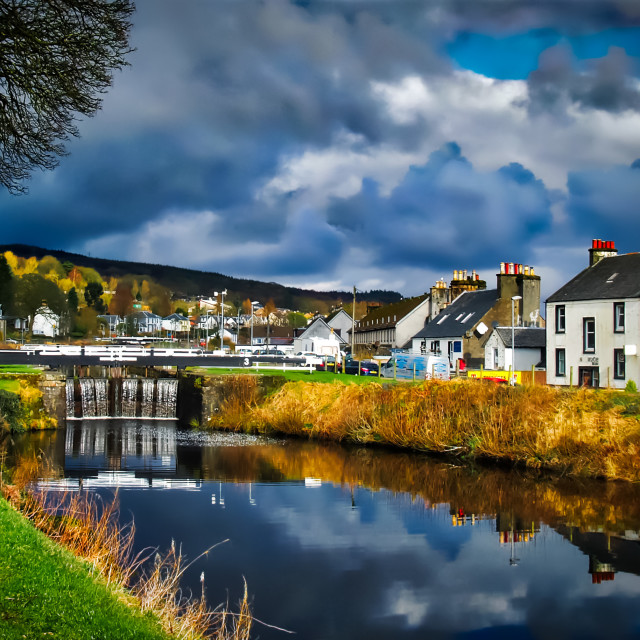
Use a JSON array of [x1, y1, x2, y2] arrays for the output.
[[410, 263, 542, 369], [293, 316, 347, 354], [98, 314, 122, 335], [162, 313, 190, 336], [483, 326, 546, 372], [546, 240, 640, 389], [325, 309, 353, 341], [129, 310, 163, 334]]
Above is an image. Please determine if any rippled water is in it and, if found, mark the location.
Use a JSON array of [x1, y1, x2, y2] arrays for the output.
[[6, 420, 640, 639]]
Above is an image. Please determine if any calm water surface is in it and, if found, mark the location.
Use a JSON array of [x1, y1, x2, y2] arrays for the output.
[[6, 420, 640, 639]]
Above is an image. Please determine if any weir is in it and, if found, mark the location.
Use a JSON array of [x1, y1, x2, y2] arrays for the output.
[[66, 377, 179, 420]]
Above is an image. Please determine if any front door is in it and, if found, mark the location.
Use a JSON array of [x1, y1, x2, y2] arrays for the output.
[[579, 367, 600, 388]]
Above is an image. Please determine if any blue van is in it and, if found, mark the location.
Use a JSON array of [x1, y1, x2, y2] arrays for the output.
[[381, 353, 450, 381]]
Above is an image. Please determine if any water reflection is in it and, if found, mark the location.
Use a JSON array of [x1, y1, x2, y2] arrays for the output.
[[6, 421, 640, 639]]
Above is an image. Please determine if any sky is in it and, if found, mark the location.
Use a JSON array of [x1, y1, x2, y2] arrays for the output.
[[3, 0, 640, 304]]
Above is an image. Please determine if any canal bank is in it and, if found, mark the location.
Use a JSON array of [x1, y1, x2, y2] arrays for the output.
[[5, 367, 640, 481], [204, 375, 640, 482], [0, 496, 172, 640]]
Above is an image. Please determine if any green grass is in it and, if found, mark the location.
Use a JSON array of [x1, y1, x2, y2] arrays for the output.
[[191, 367, 384, 385], [0, 365, 42, 374], [0, 379, 20, 393], [0, 497, 171, 640]]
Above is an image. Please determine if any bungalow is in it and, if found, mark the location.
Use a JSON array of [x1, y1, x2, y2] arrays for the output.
[[411, 262, 542, 369], [483, 327, 546, 372], [546, 240, 640, 388]]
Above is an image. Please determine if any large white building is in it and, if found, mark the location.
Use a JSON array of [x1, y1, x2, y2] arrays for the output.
[[546, 240, 639, 388]]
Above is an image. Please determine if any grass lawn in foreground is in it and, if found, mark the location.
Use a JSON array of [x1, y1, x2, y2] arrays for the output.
[[0, 497, 171, 640]]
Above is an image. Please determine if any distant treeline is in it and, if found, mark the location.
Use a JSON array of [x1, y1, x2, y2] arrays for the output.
[[0, 244, 401, 312]]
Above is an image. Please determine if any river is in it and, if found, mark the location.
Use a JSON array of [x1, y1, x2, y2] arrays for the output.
[[5, 419, 640, 639]]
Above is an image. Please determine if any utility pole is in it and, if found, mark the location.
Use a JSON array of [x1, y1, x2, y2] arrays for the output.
[[351, 286, 356, 356]]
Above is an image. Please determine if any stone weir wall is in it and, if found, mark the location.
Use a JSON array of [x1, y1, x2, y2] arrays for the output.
[[38, 371, 287, 427], [40, 373, 68, 425], [180, 372, 286, 427]]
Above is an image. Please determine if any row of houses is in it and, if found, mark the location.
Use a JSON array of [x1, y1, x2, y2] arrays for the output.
[[305, 238, 634, 389], [20, 238, 636, 389]]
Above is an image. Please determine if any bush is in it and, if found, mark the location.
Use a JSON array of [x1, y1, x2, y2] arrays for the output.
[[625, 380, 638, 394], [0, 388, 23, 432]]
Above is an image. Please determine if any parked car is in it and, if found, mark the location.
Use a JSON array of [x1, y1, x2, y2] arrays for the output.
[[322, 355, 342, 373], [344, 358, 379, 376]]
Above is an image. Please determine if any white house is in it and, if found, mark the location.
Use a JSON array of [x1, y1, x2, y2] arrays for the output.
[[130, 311, 163, 335], [293, 317, 346, 354], [483, 327, 546, 372], [32, 305, 60, 337], [546, 240, 640, 388], [326, 309, 353, 341], [162, 313, 190, 335]]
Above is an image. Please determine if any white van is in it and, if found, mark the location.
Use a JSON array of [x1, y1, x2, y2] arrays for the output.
[[381, 353, 450, 381]]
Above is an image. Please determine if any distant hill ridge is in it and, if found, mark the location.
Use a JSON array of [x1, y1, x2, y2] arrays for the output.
[[0, 244, 402, 310]]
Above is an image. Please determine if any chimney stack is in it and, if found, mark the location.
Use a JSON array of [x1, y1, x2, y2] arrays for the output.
[[589, 239, 618, 267]]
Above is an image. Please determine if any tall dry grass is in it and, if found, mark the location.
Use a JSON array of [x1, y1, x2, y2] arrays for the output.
[[211, 379, 640, 481], [1, 452, 252, 640]]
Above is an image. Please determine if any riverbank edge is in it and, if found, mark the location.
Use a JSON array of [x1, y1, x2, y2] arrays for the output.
[[205, 376, 640, 482], [0, 495, 173, 640]]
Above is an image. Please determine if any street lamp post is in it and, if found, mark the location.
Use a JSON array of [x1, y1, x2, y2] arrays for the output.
[[214, 289, 227, 352], [511, 295, 522, 385]]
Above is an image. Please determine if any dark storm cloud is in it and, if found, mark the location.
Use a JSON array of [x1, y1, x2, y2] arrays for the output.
[[526, 44, 640, 115], [1, 0, 450, 251], [566, 160, 640, 241], [326, 142, 553, 270]]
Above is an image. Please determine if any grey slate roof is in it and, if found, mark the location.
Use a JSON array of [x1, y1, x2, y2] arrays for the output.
[[547, 253, 640, 303], [494, 327, 546, 349], [412, 289, 498, 339]]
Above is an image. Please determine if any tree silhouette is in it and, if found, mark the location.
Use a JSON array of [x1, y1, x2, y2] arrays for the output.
[[0, 0, 135, 193]]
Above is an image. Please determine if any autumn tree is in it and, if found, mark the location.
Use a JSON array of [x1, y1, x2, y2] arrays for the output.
[[0, 0, 135, 193], [109, 281, 133, 317]]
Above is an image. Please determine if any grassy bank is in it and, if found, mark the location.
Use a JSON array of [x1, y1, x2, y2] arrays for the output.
[[0, 455, 252, 640], [208, 376, 640, 481], [0, 496, 172, 640], [192, 367, 377, 384]]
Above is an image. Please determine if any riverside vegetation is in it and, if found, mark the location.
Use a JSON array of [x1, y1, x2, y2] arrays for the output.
[[208, 376, 640, 482], [0, 453, 252, 640]]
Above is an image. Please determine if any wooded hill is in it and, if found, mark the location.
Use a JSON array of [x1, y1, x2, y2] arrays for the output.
[[0, 244, 401, 312]]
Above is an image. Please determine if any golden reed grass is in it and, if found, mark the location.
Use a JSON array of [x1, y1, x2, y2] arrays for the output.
[[210, 379, 640, 482], [1, 452, 252, 640]]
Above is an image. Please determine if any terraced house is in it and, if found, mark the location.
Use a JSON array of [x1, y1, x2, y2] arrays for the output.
[[546, 240, 640, 389]]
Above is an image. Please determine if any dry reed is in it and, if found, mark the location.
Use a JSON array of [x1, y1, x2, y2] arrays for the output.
[[210, 379, 640, 481], [1, 452, 253, 640]]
